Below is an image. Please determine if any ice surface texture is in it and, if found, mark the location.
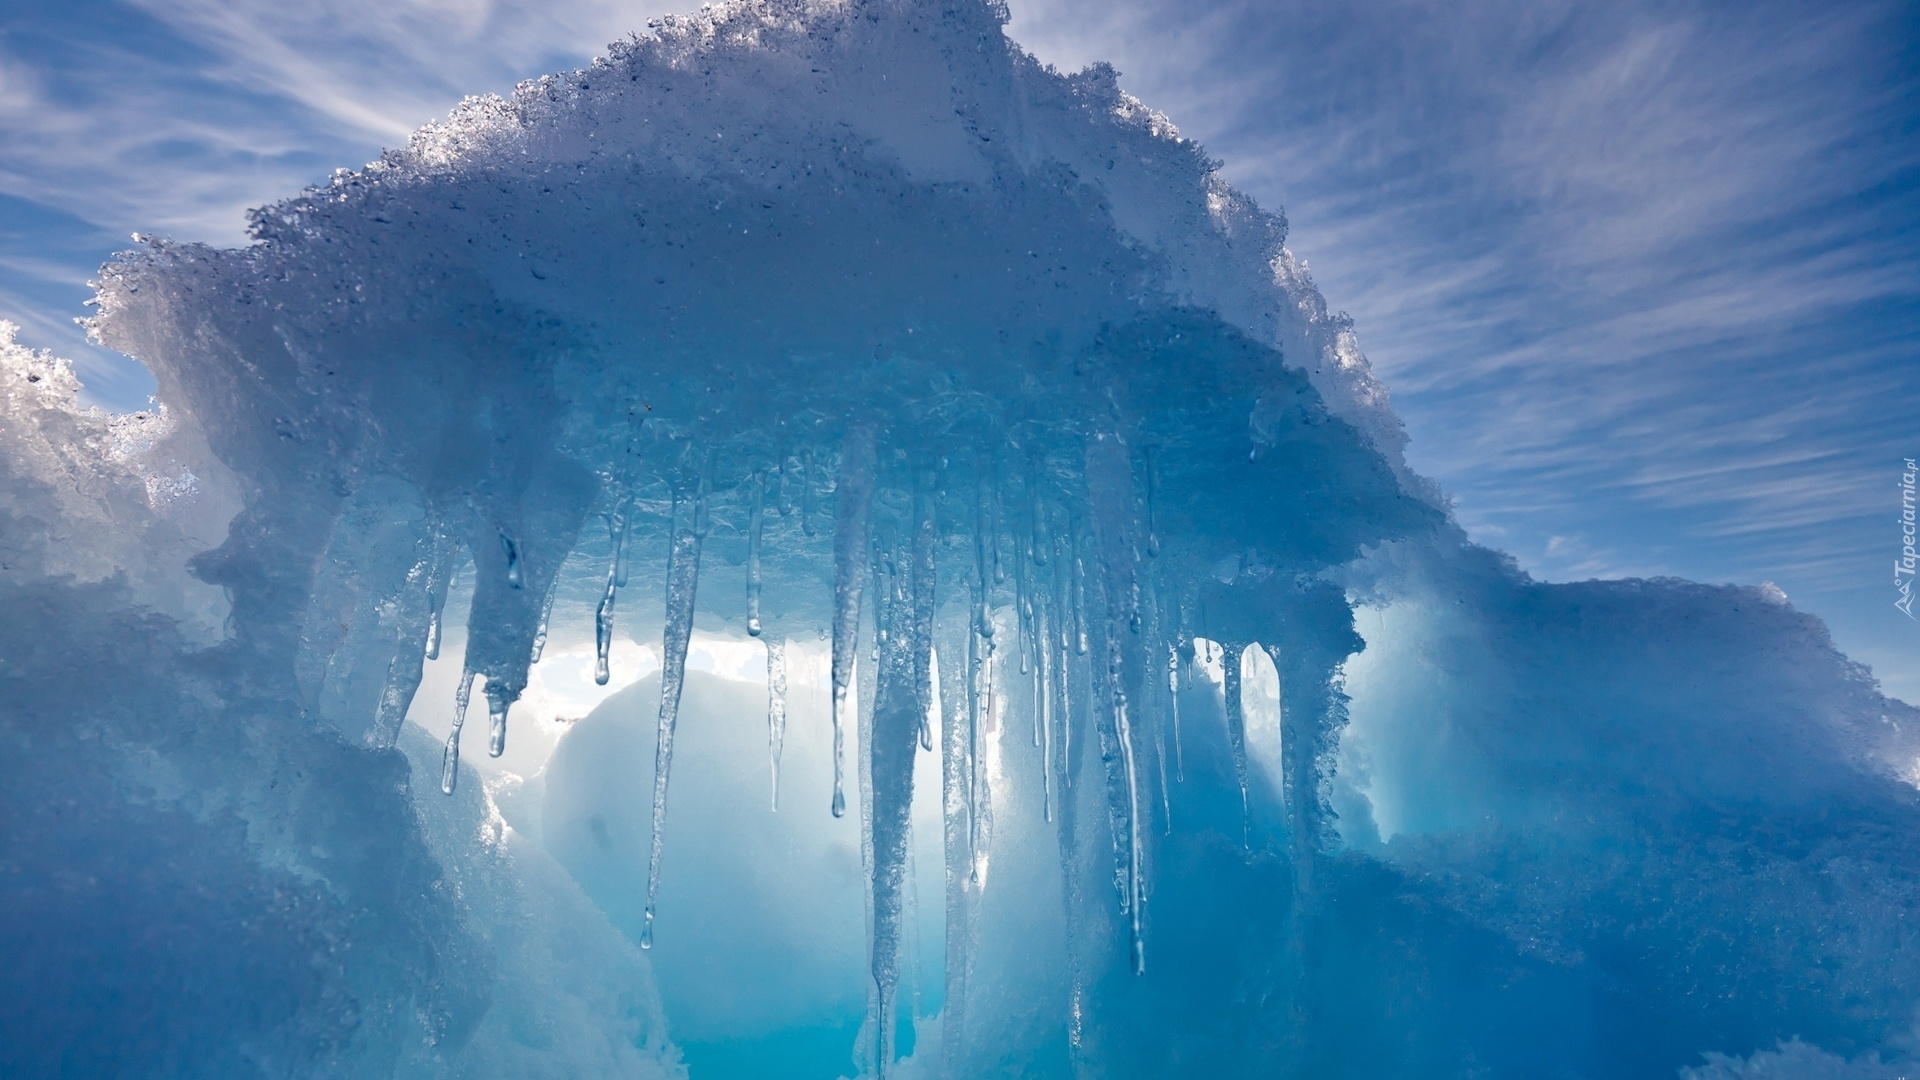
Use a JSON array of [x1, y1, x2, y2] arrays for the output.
[[4, 0, 1919, 1076]]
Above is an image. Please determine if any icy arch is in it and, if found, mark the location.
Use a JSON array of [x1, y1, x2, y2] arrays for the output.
[[56, 0, 1920, 1077], [87, 0, 1435, 1068]]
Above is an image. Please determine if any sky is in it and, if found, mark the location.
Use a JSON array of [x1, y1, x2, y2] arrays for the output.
[[1, 0, 1915, 700]]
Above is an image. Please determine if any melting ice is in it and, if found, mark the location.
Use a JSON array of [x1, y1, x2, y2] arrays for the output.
[[4, 1, 1920, 1077]]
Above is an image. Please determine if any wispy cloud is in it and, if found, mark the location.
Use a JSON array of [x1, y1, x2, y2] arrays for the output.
[[0, 0, 1913, 691], [1010, 0, 1920, 692], [0, 2, 676, 245], [118, 0, 661, 145], [0, 0, 668, 392]]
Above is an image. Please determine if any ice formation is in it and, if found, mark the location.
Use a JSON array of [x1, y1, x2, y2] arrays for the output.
[[6, 0, 1920, 1076]]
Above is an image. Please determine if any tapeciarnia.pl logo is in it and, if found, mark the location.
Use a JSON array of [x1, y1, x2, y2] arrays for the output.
[[1899, 457, 1917, 619]]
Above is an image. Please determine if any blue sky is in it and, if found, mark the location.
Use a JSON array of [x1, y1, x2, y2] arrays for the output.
[[2, 0, 1915, 699]]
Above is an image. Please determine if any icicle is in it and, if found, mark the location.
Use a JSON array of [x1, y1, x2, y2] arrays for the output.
[[1013, 490, 1036, 730], [1031, 488, 1050, 567], [910, 479, 937, 754], [989, 488, 1005, 588], [1050, 602, 1089, 1072], [867, 498, 929, 1079], [1221, 641, 1251, 850], [594, 557, 617, 686], [1071, 538, 1089, 656], [1145, 445, 1162, 559], [972, 481, 994, 641], [1143, 570, 1173, 832], [1052, 529, 1075, 785], [767, 637, 787, 810], [1168, 639, 1186, 783], [1154, 709, 1173, 834], [978, 632, 995, 880], [747, 468, 766, 636], [936, 629, 973, 1076], [870, 531, 888, 665], [530, 584, 556, 663], [1106, 624, 1147, 975], [425, 605, 444, 662], [486, 679, 512, 758], [642, 517, 704, 949], [829, 427, 877, 819], [1037, 593, 1055, 822], [777, 448, 794, 516], [500, 532, 522, 589], [613, 501, 632, 588], [1087, 433, 1148, 974], [424, 545, 456, 661], [966, 580, 983, 875], [440, 670, 475, 795], [369, 534, 455, 750], [802, 447, 818, 538], [694, 451, 713, 537], [430, 549, 462, 661], [966, 484, 997, 883]]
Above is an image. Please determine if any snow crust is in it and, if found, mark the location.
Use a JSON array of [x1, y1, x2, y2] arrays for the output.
[[4, 0, 1920, 1076]]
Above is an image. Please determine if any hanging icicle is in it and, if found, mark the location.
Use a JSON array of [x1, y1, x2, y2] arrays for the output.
[[1144, 444, 1162, 559], [937, 617, 974, 1077], [1052, 527, 1075, 788], [530, 583, 556, 663], [802, 447, 818, 538], [747, 468, 767, 637], [966, 578, 984, 876], [910, 477, 937, 754], [829, 426, 878, 819], [642, 483, 706, 949], [486, 679, 512, 758], [1072, 536, 1089, 656], [613, 499, 633, 589], [1037, 590, 1055, 823], [777, 445, 794, 517], [1168, 638, 1186, 783], [1087, 433, 1148, 975], [767, 636, 787, 810], [440, 669, 476, 795], [967, 475, 994, 880], [1221, 641, 1251, 851], [865, 488, 932, 1080], [424, 539, 458, 662], [594, 555, 618, 687]]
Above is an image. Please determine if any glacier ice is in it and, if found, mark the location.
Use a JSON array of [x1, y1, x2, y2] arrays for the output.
[[5, 0, 1920, 1076]]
